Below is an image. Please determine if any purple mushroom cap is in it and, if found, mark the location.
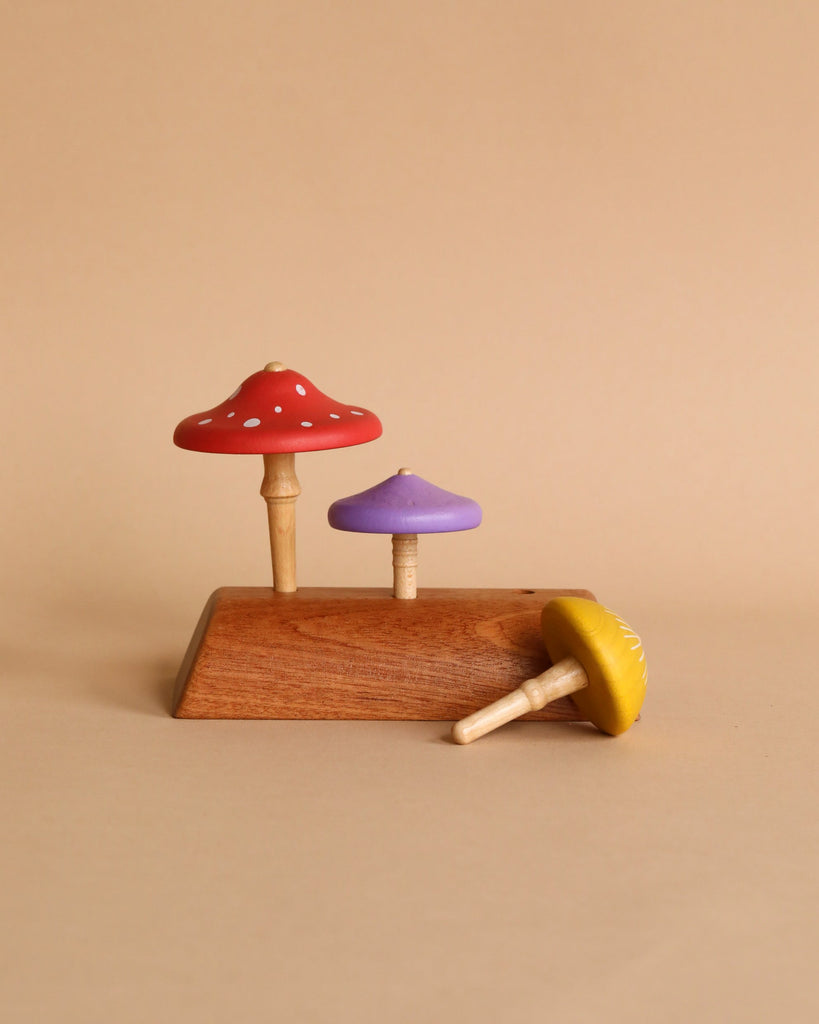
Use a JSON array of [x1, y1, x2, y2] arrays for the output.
[[328, 470, 482, 534]]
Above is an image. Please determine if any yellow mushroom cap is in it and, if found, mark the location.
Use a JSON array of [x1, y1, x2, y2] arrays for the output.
[[540, 598, 647, 736]]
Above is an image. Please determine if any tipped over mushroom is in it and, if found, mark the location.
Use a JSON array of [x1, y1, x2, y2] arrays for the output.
[[174, 362, 382, 591], [328, 468, 482, 598], [452, 598, 648, 743]]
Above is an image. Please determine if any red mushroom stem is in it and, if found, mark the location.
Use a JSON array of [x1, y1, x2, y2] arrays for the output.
[[260, 450, 301, 593]]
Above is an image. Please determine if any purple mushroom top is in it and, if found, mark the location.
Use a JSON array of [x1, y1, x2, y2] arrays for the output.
[[328, 469, 482, 535]]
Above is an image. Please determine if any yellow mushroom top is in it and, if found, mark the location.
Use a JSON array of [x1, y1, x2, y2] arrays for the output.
[[540, 598, 647, 736]]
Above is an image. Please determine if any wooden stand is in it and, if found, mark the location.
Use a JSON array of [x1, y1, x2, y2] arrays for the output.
[[173, 587, 596, 720]]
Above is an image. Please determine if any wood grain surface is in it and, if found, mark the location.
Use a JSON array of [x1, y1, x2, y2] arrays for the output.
[[173, 586, 596, 720]]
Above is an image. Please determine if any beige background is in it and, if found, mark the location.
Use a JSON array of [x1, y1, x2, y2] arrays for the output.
[[2, 2, 817, 1021]]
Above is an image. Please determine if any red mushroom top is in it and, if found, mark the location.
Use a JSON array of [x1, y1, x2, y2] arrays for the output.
[[173, 362, 382, 455]]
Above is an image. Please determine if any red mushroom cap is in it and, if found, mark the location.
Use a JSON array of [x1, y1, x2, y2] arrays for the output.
[[173, 364, 382, 455]]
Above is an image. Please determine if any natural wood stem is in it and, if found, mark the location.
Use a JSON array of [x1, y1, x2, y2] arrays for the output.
[[260, 452, 301, 592], [451, 656, 589, 744], [392, 533, 418, 599]]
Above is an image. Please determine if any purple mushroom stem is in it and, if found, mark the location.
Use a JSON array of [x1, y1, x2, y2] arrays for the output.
[[391, 535, 418, 597], [327, 467, 483, 600]]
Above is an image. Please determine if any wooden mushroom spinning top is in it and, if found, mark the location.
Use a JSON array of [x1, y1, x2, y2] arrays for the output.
[[173, 362, 382, 592], [328, 469, 482, 598], [452, 598, 647, 743]]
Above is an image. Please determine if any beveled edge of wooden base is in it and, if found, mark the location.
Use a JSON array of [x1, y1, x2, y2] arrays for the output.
[[172, 589, 221, 714]]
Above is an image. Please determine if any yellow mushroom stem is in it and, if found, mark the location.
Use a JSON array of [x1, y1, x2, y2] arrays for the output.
[[451, 657, 589, 744]]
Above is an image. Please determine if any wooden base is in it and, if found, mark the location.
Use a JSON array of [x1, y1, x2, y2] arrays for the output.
[[172, 587, 596, 720]]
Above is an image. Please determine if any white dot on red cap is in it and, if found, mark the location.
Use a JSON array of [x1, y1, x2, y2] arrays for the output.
[[350, 410, 364, 416], [274, 406, 282, 413], [329, 413, 340, 419], [296, 384, 306, 396], [243, 417, 261, 428], [227, 412, 235, 418], [198, 418, 212, 425], [301, 421, 313, 428]]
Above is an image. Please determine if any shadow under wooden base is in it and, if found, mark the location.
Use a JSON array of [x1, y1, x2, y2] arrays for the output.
[[173, 586, 596, 720]]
